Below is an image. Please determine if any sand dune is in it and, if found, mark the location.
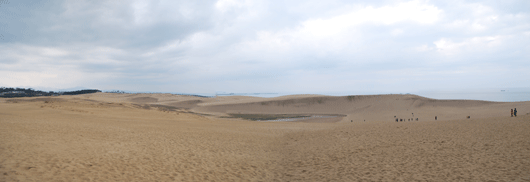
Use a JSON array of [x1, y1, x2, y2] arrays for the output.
[[1, 93, 529, 181], [194, 94, 529, 122]]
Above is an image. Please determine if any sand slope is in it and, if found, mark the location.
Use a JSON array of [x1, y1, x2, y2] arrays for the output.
[[1, 93, 529, 181], [193, 94, 529, 122]]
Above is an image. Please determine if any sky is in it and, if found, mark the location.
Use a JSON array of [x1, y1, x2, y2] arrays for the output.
[[0, 0, 529, 95]]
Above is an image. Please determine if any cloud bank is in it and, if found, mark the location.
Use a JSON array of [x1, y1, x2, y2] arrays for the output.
[[1, 0, 529, 94]]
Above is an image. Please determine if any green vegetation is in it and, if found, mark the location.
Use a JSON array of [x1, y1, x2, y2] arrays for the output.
[[0, 87, 101, 98]]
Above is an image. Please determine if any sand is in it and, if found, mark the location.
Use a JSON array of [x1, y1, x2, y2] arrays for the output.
[[1, 93, 529, 181]]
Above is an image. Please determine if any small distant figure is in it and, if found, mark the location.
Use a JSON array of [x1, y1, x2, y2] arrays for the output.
[[351, 120, 353, 122], [400, 119, 402, 122], [511, 109, 514, 117], [466, 116, 470, 119], [514, 108, 517, 117], [435, 116, 437, 120], [394, 116, 396, 118], [415, 118, 418, 121], [395, 118, 398, 122]]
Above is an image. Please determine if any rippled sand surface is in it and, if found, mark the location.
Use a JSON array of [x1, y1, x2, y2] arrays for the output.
[[1, 93, 529, 181]]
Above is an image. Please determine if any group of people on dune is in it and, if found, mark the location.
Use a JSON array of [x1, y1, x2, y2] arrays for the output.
[[511, 108, 518, 117]]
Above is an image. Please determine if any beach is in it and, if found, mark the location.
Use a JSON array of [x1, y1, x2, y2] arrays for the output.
[[1, 93, 529, 181]]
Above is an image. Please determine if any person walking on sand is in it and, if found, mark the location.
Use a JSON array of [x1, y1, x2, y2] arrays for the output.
[[511, 109, 514, 117], [514, 108, 517, 117]]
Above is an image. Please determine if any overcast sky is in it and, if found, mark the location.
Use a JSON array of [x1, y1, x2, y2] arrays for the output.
[[1, 0, 529, 94]]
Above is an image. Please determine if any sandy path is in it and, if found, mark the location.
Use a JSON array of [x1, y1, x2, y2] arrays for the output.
[[1, 95, 530, 181]]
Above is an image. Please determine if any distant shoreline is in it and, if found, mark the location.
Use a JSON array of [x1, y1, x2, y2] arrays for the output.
[[0, 87, 101, 98]]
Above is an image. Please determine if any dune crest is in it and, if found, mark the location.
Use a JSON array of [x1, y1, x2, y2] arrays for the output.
[[1, 93, 529, 181]]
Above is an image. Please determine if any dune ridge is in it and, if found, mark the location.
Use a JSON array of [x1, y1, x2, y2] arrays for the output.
[[1, 93, 529, 181]]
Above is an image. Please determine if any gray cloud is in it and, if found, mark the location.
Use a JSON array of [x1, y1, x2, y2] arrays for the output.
[[0, 0, 529, 94]]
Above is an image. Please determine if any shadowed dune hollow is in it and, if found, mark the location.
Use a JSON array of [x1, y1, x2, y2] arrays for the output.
[[1, 93, 529, 181]]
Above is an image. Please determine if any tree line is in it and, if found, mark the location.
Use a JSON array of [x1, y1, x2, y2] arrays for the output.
[[0, 87, 101, 98]]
